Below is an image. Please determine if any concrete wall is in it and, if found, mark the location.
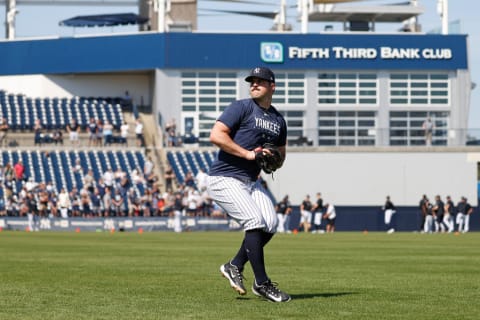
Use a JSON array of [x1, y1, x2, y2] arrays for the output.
[[263, 148, 480, 207]]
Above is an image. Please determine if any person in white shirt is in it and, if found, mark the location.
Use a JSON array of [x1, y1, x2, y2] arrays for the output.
[[195, 167, 209, 191], [120, 121, 129, 145], [103, 168, 115, 188], [57, 188, 71, 219], [323, 203, 337, 233], [135, 118, 145, 147], [144, 156, 154, 177]]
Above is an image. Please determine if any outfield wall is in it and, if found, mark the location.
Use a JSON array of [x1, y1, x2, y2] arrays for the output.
[[1, 208, 477, 232], [264, 148, 480, 207]]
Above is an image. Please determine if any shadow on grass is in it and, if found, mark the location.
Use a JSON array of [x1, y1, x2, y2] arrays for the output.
[[290, 292, 357, 300], [234, 292, 357, 301]]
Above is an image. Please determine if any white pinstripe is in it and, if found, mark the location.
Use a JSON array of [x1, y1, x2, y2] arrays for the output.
[[207, 175, 278, 233]]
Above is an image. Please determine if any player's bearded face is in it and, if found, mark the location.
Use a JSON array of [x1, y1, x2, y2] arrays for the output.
[[249, 78, 274, 100]]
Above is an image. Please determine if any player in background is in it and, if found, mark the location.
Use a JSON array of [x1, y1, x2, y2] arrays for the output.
[[323, 203, 337, 233], [311, 192, 324, 234], [207, 67, 290, 303], [382, 195, 396, 234]]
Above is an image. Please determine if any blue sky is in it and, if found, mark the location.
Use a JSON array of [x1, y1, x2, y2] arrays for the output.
[[1, 0, 479, 132]]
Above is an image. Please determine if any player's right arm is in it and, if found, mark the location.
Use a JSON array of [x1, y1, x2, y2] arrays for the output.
[[210, 121, 256, 161]]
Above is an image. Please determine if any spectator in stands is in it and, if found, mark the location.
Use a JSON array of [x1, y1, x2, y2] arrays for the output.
[[25, 177, 38, 192], [135, 118, 145, 147], [141, 189, 153, 217], [14, 159, 25, 181], [90, 188, 102, 217], [145, 171, 158, 189], [183, 171, 195, 189], [103, 168, 115, 189], [155, 193, 165, 217], [102, 186, 112, 217], [3, 162, 14, 181], [111, 189, 125, 217], [83, 169, 95, 193], [0, 116, 9, 147], [34, 118, 44, 146], [47, 185, 58, 218], [96, 119, 104, 146], [162, 188, 175, 217], [5, 194, 18, 216], [37, 183, 50, 218], [164, 165, 175, 191], [186, 188, 202, 216], [120, 121, 129, 146], [165, 118, 177, 147], [71, 187, 82, 217], [103, 120, 114, 146], [66, 118, 81, 146], [144, 156, 154, 179], [117, 175, 131, 197], [127, 189, 141, 217], [80, 187, 91, 218], [323, 202, 337, 233], [57, 188, 71, 219], [422, 117, 434, 146], [131, 168, 144, 185], [52, 129, 63, 145], [19, 195, 30, 217], [114, 168, 127, 185], [72, 159, 84, 175], [87, 118, 98, 147], [200, 188, 214, 217], [122, 90, 133, 110], [195, 167, 208, 191]]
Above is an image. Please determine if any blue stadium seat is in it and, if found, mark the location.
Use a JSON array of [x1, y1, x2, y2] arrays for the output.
[[166, 151, 185, 184]]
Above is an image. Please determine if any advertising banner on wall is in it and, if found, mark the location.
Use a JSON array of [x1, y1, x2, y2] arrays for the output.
[[0, 217, 242, 232]]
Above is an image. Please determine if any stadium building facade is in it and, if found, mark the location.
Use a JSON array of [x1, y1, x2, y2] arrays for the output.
[[0, 31, 478, 207]]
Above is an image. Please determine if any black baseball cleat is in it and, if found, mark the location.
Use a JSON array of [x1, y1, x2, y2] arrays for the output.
[[220, 262, 246, 295], [252, 280, 291, 303]]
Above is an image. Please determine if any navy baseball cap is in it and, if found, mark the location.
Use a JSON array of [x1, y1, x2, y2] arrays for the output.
[[245, 67, 275, 83]]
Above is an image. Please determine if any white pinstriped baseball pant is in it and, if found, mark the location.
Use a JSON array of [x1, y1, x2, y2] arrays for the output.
[[207, 175, 278, 233]]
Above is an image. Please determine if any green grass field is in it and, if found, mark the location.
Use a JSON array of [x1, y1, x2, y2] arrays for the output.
[[0, 231, 479, 320]]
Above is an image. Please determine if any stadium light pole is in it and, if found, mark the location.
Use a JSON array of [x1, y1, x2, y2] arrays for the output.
[[6, 0, 18, 39], [157, 0, 166, 32], [437, 0, 448, 34], [299, 0, 309, 34]]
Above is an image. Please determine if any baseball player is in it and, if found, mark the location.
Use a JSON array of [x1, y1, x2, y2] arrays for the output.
[[207, 67, 290, 303], [382, 195, 396, 233]]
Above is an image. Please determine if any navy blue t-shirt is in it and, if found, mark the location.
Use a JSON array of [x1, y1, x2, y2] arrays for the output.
[[209, 98, 287, 181]]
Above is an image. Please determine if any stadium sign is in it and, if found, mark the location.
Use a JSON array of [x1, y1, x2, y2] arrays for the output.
[[0, 33, 468, 75], [287, 46, 452, 60], [0, 217, 242, 232]]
